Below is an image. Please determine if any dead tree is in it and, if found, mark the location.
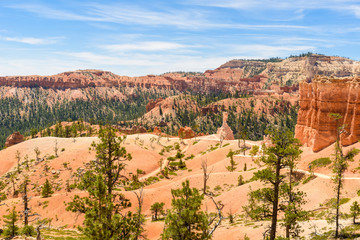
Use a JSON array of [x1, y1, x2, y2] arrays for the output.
[[201, 158, 223, 236], [201, 158, 212, 195], [133, 187, 145, 240]]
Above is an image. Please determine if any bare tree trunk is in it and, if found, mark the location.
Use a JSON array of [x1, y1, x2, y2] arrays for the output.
[[36, 225, 42, 240]]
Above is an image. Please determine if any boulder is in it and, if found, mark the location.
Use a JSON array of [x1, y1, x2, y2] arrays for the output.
[[178, 127, 195, 139], [5, 132, 24, 148]]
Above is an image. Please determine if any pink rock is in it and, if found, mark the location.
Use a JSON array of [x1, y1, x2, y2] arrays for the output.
[[217, 112, 234, 140]]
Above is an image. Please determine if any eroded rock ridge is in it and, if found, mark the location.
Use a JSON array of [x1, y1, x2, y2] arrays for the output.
[[295, 76, 360, 152]]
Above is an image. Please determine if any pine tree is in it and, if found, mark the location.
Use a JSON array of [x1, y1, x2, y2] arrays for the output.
[[249, 145, 259, 160], [226, 149, 238, 172], [281, 177, 308, 238], [3, 206, 19, 238], [16, 150, 21, 173], [162, 180, 210, 240], [330, 113, 360, 238], [66, 125, 140, 240], [248, 128, 302, 240], [41, 179, 53, 198], [350, 201, 360, 224], [150, 202, 165, 221]]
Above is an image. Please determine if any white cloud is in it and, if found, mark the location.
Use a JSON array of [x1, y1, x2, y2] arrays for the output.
[[190, 0, 360, 10], [101, 41, 190, 52], [7, 3, 309, 30], [189, 0, 360, 19], [3, 36, 60, 45], [57, 51, 161, 67], [351, 5, 360, 18], [7, 4, 103, 21]]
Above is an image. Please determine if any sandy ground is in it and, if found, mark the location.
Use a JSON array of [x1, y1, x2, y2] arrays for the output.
[[0, 134, 360, 239]]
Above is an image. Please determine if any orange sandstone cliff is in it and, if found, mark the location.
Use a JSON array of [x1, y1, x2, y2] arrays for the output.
[[295, 76, 360, 152]]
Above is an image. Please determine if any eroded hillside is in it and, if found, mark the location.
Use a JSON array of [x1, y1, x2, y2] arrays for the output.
[[1, 132, 360, 239]]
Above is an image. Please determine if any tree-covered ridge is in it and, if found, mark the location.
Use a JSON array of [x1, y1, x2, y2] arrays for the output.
[[142, 92, 299, 141], [0, 87, 177, 148]]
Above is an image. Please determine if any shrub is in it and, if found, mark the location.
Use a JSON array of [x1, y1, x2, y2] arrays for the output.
[[20, 225, 36, 236], [310, 157, 331, 168]]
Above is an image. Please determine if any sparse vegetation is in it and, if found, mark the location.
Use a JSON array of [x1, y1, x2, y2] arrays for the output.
[[310, 157, 331, 168]]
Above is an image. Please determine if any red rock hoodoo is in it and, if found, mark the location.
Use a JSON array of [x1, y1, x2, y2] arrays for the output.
[[295, 76, 360, 152], [5, 132, 24, 148], [217, 112, 234, 140]]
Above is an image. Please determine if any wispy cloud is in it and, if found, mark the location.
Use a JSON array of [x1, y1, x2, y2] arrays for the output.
[[189, 0, 360, 18], [351, 5, 360, 18], [7, 3, 309, 30], [189, 0, 360, 10], [2, 36, 61, 45], [101, 41, 191, 52], [7, 4, 103, 21], [57, 51, 160, 67]]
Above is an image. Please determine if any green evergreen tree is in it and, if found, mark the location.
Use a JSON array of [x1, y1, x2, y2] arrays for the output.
[[66, 126, 141, 240], [41, 179, 53, 198], [330, 113, 360, 238], [162, 180, 210, 240], [226, 149, 238, 172], [281, 152, 308, 239], [3, 206, 19, 238], [150, 202, 165, 221], [248, 128, 302, 240], [350, 201, 360, 224]]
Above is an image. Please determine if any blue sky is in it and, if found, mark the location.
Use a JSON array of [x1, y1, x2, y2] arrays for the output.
[[0, 0, 360, 76]]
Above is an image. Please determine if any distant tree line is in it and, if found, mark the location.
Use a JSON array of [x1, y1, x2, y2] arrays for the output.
[[0, 87, 174, 148]]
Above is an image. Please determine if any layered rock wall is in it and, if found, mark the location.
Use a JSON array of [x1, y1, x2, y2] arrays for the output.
[[295, 76, 360, 152]]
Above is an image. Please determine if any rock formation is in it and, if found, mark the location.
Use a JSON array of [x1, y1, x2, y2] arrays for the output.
[[217, 112, 235, 140], [146, 98, 164, 112], [5, 132, 24, 147], [1, 54, 359, 95], [178, 127, 195, 139], [295, 76, 360, 152], [153, 126, 162, 135]]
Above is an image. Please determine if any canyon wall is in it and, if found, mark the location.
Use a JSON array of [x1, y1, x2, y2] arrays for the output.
[[295, 76, 360, 152], [0, 69, 267, 93], [1, 54, 360, 95]]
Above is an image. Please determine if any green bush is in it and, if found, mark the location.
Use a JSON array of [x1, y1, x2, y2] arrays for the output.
[[310, 157, 331, 168], [20, 225, 36, 236]]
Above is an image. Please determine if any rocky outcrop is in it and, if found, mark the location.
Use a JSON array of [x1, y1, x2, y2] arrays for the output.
[[178, 127, 195, 139], [5, 132, 24, 147], [146, 98, 164, 112], [217, 112, 234, 140], [295, 76, 360, 152], [153, 126, 162, 135], [118, 125, 147, 134]]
